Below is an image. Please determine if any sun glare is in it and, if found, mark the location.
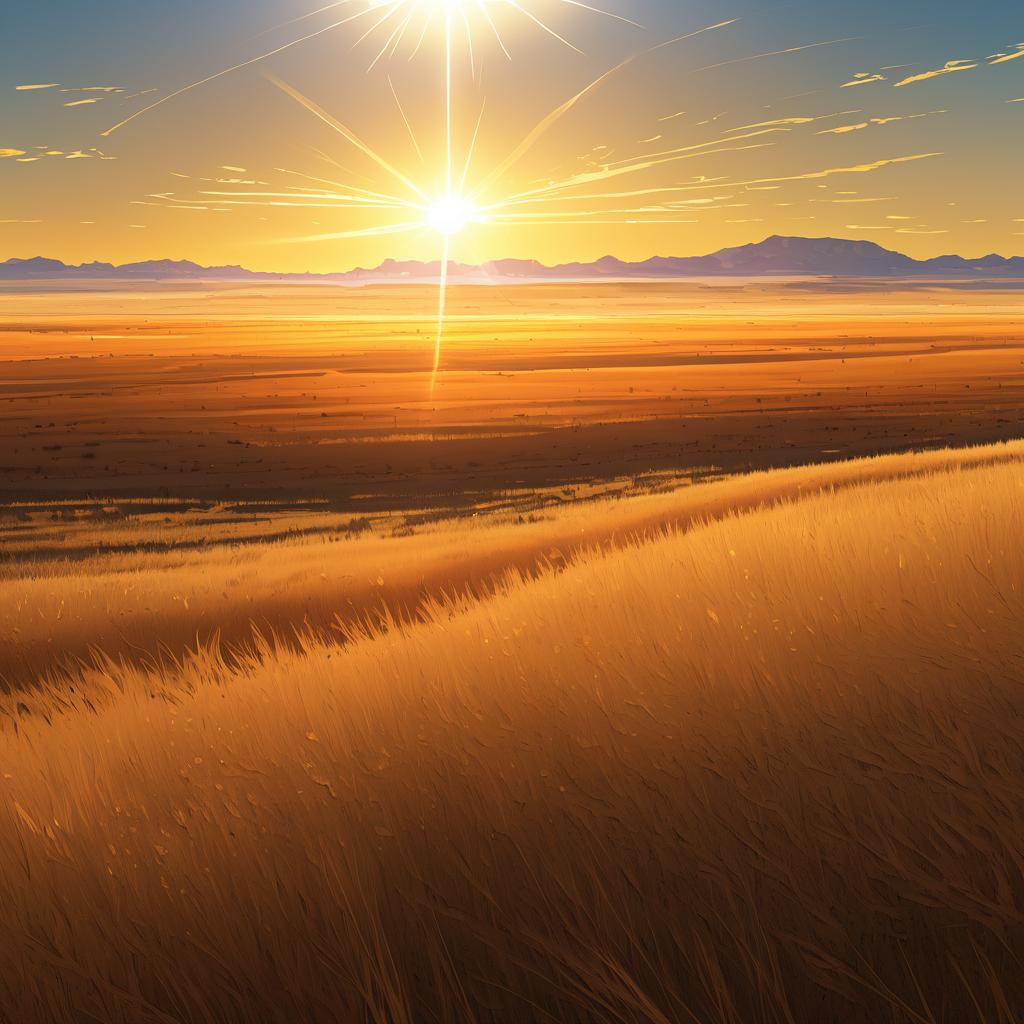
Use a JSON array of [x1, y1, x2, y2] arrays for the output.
[[372, 0, 468, 9], [427, 194, 477, 236], [100, 0, 644, 390]]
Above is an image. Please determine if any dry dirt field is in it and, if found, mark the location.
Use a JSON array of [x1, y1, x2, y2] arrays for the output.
[[0, 444, 1022, 1023], [2, 280, 1023, 506]]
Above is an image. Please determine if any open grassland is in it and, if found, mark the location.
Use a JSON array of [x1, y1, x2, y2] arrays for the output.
[[3, 440, 1024, 694], [0, 448, 1022, 1022], [2, 281, 1024, 505]]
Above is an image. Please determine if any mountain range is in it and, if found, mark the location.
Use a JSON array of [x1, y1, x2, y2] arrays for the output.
[[3, 236, 1024, 284]]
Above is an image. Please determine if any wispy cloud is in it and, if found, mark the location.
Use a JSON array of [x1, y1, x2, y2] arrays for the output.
[[819, 110, 946, 134], [15, 83, 129, 109], [729, 116, 818, 130], [842, 73, 887, 88], [0, 145, 114, 163], [989, 43, 1024, 65], [729, 111, 862, 133], [17, 83, 125, 94], [895, 60, 978, 87], [743, 152, 942, 187], [879, 40, 1024, 90], [813, 196, 896, 204], [820, 121, 870, 134]]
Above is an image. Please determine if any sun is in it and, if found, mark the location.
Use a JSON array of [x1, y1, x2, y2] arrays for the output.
[[427, 194, 478, 236], [371, 0, 471, 9]]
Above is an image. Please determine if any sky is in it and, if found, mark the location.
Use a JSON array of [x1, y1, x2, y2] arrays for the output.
[[1, 0, 1023, 272]]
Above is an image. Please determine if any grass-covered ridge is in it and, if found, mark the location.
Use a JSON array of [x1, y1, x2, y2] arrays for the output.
[[1, 447, 1022, 1021]]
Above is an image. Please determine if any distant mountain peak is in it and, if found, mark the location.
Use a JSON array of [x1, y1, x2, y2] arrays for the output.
[[2, 236, 1023, 284]]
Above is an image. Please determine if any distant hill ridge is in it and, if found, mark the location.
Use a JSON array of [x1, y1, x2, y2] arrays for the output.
[[3, 236, 1024, 283]]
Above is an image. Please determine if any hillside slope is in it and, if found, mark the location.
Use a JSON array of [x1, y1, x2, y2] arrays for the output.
[[1, 452, 1022, 1022], [3, 441, 1023, 690]]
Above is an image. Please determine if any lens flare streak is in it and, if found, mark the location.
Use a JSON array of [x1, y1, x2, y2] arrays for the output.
[[106, 0, 651, 397], [155, 21, 761, 394], [129, 9, 868, 397]]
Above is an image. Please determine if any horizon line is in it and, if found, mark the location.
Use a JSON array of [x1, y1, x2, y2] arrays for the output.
[[3, 234, 1024, 280]]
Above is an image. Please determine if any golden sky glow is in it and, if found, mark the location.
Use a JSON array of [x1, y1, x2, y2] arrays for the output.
[[2, 0, 1023, 271]]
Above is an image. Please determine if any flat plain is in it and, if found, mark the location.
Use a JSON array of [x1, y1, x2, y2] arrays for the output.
[[3, 280, 1024, 506]]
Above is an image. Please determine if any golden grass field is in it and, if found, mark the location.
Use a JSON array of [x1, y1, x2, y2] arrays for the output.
[[1, 440, 1023, 1022], [1, 439, 1023, 695], [2, 281, 1024, 1021]]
